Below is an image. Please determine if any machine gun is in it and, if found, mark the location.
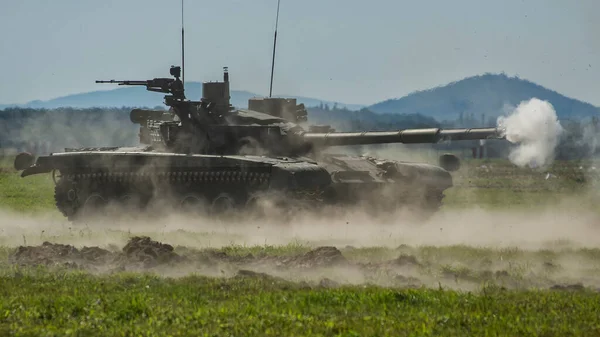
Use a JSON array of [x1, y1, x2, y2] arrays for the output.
[[96, 65, 186, 103], [95, 65, 238, 154]]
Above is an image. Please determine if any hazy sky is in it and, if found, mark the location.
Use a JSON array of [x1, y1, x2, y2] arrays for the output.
[[1, 0, 598, 106]]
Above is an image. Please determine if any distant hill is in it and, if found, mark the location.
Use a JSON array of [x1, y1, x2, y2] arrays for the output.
[[2, 73, 598, 125], [368, 73, 600, 122], [0, 82, 365, 111]]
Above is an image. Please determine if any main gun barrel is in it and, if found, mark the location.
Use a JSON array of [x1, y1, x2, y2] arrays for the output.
[[302, 127, 503, 147]]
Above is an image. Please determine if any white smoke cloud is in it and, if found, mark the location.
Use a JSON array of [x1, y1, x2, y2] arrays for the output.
[[497, 98, 564, 168]]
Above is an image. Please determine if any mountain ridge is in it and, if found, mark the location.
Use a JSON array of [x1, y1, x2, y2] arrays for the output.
[[367, 73, 600, 121], [2, 73, 598, 121], [0, 82, 365, 111]]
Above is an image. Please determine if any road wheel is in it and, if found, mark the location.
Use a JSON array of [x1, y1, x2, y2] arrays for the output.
[[180, 193, 210, 215]]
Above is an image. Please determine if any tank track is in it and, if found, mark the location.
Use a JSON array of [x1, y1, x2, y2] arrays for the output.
[[52, 169, 446, 222], [52, 169, 325, 222]]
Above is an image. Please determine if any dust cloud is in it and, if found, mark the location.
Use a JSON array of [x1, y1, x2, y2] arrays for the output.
[[3, 108, 138, 155], [1, 200, 599, 251], [497, 98, 564, 169], [2, 196, 600, 290]]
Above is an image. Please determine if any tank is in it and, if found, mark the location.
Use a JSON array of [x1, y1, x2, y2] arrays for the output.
[[13, 65, 505, 221]]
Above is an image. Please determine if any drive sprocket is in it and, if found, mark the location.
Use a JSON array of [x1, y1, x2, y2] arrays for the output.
[[54, 176, 80, 221]]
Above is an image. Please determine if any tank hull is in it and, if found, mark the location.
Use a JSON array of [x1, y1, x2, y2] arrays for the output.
[[19, 147, 454, 222]]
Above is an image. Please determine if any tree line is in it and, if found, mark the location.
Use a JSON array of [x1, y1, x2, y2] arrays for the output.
[[1, 106, 598, 160]]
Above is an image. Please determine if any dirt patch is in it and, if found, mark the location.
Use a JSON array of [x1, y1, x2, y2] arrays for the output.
[[235, 269, 287, 283], [119, 236, 185, 268], [550, 283, 585, 291], [177, 246, 350, 271], [280, 246, 349, 269], [8, 236, 600, 291], [392, 254, 421, 267], [9, 236, 185, 271], [8, 239, 349, 273], [318, 277, 340, 288], [8, 238, 387, 285], [10, 241, 113, 268]]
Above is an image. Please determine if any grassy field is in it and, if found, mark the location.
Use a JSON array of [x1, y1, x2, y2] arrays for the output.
[[2, 154, 600, 336], [2, 271, 600, 336]]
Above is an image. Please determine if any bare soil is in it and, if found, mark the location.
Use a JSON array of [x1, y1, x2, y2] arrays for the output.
[[7, 235, 592, 292]]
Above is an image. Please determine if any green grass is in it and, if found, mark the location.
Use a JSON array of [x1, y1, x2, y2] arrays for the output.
[[1, 270, 600, 336], [443, 158, 600, 211], [0, 169, 56, 214], [0, 155, 57, 214]]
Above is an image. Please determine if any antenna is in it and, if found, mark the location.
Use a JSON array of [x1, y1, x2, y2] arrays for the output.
[[181, 0, 185, 90], [269, 0, 281, 97]]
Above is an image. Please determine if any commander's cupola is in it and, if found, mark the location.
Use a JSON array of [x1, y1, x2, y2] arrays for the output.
[[201, 67, 234, 115]]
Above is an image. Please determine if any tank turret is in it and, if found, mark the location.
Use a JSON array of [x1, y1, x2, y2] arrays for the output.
[[92, 66, 504, 160]]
